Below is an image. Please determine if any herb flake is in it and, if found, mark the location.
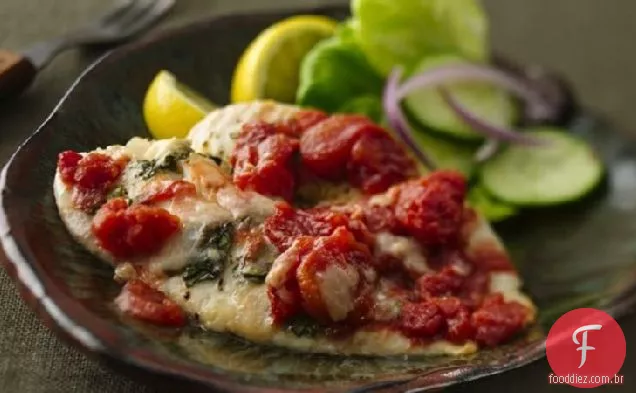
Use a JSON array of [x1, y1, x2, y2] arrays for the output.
[[182, 222, 234, 287], [133, 146, 192, 180], [285, 314, 322, 338]]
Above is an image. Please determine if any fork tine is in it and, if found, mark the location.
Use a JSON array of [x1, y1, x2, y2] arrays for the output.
[[115, 0, 175, 37], [97, 0, 137, 26]]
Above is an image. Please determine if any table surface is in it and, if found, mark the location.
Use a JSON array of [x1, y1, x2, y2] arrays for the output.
[[1, 0, 635, 392]]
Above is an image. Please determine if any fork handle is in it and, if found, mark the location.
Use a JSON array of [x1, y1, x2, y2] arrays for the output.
[[0, 49, 37, 100]]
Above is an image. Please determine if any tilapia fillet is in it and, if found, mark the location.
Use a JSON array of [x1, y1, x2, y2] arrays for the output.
[[53, 101, 536, 356]]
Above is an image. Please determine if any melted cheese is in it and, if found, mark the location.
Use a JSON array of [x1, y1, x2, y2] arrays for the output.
[[215, 186, 276, 221], [318, 263, 360, 321], [375, 232, 430, 275]]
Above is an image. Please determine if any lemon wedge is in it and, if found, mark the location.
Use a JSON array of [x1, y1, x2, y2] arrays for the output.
[[143, 70, 216, 139], [231, 15, 338, 103]]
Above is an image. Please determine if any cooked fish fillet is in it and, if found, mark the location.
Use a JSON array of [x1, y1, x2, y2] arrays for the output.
[[53, 101, 535, 356]]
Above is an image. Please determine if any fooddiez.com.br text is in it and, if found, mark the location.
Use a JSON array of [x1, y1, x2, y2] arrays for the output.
[[548, 373, 624, 386]]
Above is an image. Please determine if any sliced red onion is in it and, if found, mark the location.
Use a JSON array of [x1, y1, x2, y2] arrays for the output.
[[395, 63, 556, 122], [438, 87, 546, 146], [383, 68, 436, 169], [475, 139, 501, 163]]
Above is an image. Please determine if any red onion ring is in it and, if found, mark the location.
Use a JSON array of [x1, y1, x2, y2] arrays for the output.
[[395, 63, 556, 122], [438, 87, 547, 146], [383, 68, 436, 169]]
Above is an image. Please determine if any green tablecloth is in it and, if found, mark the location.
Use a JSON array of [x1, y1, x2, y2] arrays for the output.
[[1, 0, 634, 391]]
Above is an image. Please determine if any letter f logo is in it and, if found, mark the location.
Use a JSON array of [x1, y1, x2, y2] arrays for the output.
[[572, 324, 603, 368]]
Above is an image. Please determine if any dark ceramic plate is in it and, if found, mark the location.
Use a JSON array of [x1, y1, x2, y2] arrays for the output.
[[2, 5, 636, 393]]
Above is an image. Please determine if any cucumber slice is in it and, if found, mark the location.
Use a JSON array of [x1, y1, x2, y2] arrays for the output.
[[410, 127, 476, 177], [468, 185, 518, 222], [404, 55, 517, 140], [481, 129, 603, 206]]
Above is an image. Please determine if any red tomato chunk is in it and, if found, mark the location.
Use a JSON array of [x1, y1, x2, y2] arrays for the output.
[[417, 266, 464, 297], [231, 122, 299, 201], [433, 297, 474, 343], [57, 150, 127, 212], [292, 110, 329, 132], [263, 203, 350, 252], [115, 279, 186, 327], [471, 294, 529, 347], [395, 171, 467, 246], [299, 114, 415, 193], [300, 114, 372, 179], [400, 302, 444, 337], [92, 198, 181, 259], [347, 128, 414, 194], [57, 150, 83, 184]]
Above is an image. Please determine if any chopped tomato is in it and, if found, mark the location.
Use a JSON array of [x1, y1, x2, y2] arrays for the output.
[[395, 171, 467, 246], [299, 114, 372, 179], [263, 203, 350, 252], [292, 110, 329, 132], [92, 198, 181, 259], [72, 153, 122, 189], [471, 294, 529, 347], [400, 301, 444, 337], [231, 122, 299, 201], [57, 151, 83, 184], [360, 202, 402, 234], [347, 129, 415, 194], [57, 151, 127, 212], [433, 297, 474, 343], [295, 227, 374, 324], [416, 266, 464, 297], [459, 271, 491, 309], [115, 279, 186, 327], [139, 180, 197, 205]]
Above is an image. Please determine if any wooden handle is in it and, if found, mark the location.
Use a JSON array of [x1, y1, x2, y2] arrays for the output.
[[0, 49, 37, 101]]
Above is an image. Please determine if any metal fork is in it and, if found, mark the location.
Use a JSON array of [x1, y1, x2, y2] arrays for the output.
[[0, 0, 175, 100]]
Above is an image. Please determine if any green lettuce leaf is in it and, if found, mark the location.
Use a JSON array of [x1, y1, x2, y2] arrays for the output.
[[352, 0, 489, 75], [296, 33, 383, 113]]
